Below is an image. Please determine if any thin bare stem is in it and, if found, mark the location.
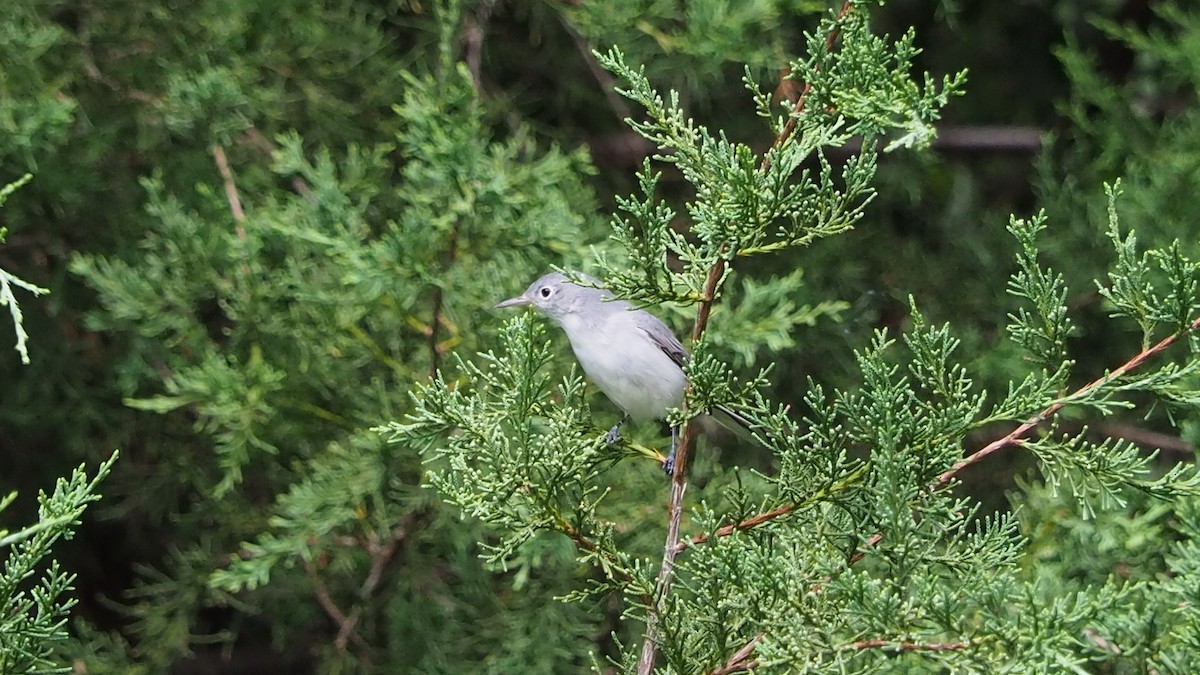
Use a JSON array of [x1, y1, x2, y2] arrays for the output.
[[675, 502, 795, 554], [559, 15, 633, 122], [333, 521, 412, 650], [673, 314, 1200, 564], [427, 226, 459, 378], [635, 5, 854, 671], [671, 317, 1200, 672], [240, 127, 316, 202], [212, 144, 246, 238], [303, 559, 371, 655], [636, 261, 723, 673], [463, 0, 499, 90], [936, 314, 1200, 486], [707, 634, 763, 675]]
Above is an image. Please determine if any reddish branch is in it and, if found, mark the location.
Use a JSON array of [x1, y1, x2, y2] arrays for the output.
[[304, 560, 371, 655], [674, 502, 795, 554], [333, 522, 411, 651], [427, 225, 460, 378], [936, 313, 1200, 486], [241, 127, 316, 202], [636, 4, 855, 673], [707, 634, 763, 675], [679, 314, 1200, 559], [304, 514, 421, 668], [558, 519, 599, 554]]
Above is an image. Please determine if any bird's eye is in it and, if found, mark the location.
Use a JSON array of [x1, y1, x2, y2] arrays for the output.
[[539, 287, 552, 298]]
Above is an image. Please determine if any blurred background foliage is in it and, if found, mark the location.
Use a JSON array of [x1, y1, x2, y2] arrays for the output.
[[1, 0, 1198, 671]]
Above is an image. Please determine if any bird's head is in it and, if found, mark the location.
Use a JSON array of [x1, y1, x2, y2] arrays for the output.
[[495, 272, 607, 322]]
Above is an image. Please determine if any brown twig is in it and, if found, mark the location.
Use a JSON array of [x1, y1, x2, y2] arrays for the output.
[[559, 15, 634, 122], [636, 261, 724, 674], [673, 502, 795, 554], [303, 559, 371, 655], [463, 0, 499, 91], [1090, 422, 1192, 455], [426, 226, 460, 378], [671, 306, 1200, 675], [707, 634, 763, 675], [334, 522, 411, 650], [931, 126, 1044, 154], [936, 314, 1200, 486], [558, 519, 600, 554], [636, 5, 854, 672], [239, 127, 316, 202], [212, 144, 246, 238], [78, 13, 158, 106], [676, 314, 1200, 566]]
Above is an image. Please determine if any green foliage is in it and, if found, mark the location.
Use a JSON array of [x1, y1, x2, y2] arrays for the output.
[[0, 174, 49, 365], [0, 452, 117, 674], [387, 5, 1200, 674], [69, 35, 605, 669], [3, 0, 1200, 672], [565, 0, 808, 98]]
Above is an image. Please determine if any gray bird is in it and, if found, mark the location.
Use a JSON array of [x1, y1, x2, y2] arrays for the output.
[[496, 271, 744, 472]]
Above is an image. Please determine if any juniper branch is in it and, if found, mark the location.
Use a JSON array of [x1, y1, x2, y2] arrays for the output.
[[637, 5, 854, 672], [936, 313, 1200, 486], [706, 633, 763, 675]]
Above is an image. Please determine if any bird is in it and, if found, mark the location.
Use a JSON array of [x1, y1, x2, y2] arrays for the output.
[[496, 271, 745, 473]]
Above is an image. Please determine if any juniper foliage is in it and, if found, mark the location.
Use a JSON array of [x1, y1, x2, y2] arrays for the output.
[[0, 174, 48, 365], [387, 6, 1200, 674], [4, 0, 1198, 672], [0, 452, 117, 674]]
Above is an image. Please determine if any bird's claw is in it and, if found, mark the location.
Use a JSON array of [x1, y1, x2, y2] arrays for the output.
[[605, 424, 622, 445]]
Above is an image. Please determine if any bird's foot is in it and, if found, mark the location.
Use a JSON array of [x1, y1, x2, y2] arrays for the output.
[[605, 423, 622, 445], [662, 449, 676, 476]]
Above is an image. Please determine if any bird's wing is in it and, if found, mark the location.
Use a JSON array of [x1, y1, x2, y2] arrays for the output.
[[634, 308, 757, 431], [634, 310, 688, 367]]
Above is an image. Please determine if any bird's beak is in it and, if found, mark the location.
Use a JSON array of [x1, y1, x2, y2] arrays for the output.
[[495, 294, 532, 309]]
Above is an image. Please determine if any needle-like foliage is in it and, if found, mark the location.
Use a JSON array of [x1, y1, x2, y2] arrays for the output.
[[388, 4, 1200, 673], [0, 452, 117, 674]]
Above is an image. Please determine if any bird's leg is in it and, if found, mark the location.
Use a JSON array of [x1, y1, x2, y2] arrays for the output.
[[662, 426, 678, 475], [605, 415, 628, 445]]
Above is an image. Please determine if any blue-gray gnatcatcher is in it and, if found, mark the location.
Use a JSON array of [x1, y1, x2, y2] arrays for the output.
[[496, 271, 745, 472]]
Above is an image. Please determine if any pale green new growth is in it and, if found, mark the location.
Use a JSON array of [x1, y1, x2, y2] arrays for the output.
[[0, 174, 50, 365], [1, 452, 118, 674]]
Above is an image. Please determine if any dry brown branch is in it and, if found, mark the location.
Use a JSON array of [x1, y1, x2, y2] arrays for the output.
[[239, 127, 316, 202], [673, 316, 1200, 672], [211, 144, 246, 238], [78, 17, 158, 106], [1092, 422, 1193, 455], [936, 314, 1200, 486], [707, 634, 763, 675], [674, 502, 795, 554], [427, 225, 460, 378], [303, 559, 371, 655], [559, 15, 634, 122], [333, 521, 411, 651], [463, 0, 499, 90], [674, 314, 1200, 564], [635, 4, 854, 672]]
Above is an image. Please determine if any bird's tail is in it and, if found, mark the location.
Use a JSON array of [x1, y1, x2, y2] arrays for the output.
[[713, 403, 754, 434]]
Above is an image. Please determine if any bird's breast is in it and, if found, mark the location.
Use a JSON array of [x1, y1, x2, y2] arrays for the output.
[[558, 311, 686, 423]]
